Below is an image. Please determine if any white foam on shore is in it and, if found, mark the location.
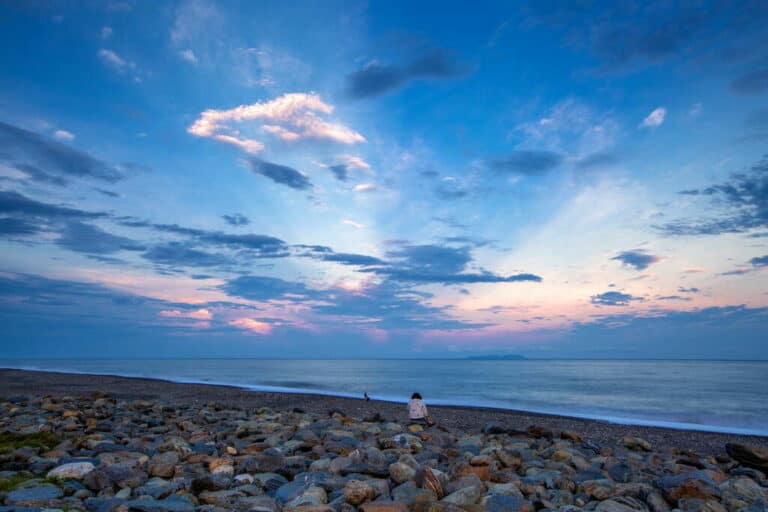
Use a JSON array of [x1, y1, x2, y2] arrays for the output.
[[3, 363, 768, 437]]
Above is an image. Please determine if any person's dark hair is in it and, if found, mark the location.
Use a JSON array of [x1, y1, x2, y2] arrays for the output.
[[411, 392, 422, 399]]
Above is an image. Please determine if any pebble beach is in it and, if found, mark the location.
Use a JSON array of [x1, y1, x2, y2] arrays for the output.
[[1, 369, 767, 512]]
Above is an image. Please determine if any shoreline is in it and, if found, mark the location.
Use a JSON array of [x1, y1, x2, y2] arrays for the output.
[[1, 368, 766, 457], [3, 364, 768, 438]]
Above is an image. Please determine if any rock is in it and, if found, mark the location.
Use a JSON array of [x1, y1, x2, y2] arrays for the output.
[[199, 489, 246, 507], [657, 471, 722, 504], [5, 484, 64, 505], [276, 480, 310, 503], [344, 480, 377, 505], [360, 502, 408, 512], [47, 461, 96, 480], [482, 423, 508, 435], [644, 491, 671, 512], [561, 431, 583, 442], [390, 462, 417, 484], [725, 443, 768, 472], [622, 437, 652, 452], [595, 497, 649, 512], [416, 467, 444, 499], [441, 485, 482, 506], [128, 496, 196, 512], [287, 485, 327, 508], [677, 498, 727, 512], [607, 462, 633, 483], [480, 494, 534, 512], [579, 479, 614, 500], [148, 451, 179, 478], [719, 476, 768, 509], [391, 482, 437, 508]]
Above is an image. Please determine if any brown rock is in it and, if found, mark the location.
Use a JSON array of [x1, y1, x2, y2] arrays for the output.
[[360, 502, 408, 512]]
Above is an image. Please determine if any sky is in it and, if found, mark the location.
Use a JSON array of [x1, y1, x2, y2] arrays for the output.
[[1, 1, 767, 359]]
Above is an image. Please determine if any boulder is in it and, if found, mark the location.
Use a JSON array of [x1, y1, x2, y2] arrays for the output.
[[390, 462, 417, 484], [344, 480, 377, 505], [47, 461, 96, 480], [656, 471, 722, 504], [5, 485, 64, 506], [622, 437, 652, 452], [725, 443, 768, 473], [480, 494, 534, 512]]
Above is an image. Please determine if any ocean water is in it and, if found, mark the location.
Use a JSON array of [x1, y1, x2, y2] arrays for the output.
[[2, 359, 767, 436]]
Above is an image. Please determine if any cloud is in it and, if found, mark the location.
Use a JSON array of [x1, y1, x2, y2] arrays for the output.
[[731, 68, 768, 94], [159, 308, 212, 320], [575, 151, 620, 170], [0, 217, 40, 236], [0, 121, 124, 184], [94, 188, 120, 198], [488, 150, 563, 176], [524, 3, 768, 73], [678, 287, 700, 293], [590, 291, 644, 306], [119, 218, 289, 257], [97, 49, 141, 81], [188, 93, 365, 153], [640, 107, 666, 129], [247, 158, 312, 190], [142, 241, 235, 268], [178, 49, 198, 64], [223, 275, 315, 301], [56, 221, 145, 255], [53, 130, 75, 141], [611, 249, 662, 270], [329, 164, 348, 181], [750, 255, 768, 267], [0, 190, 106, 221], [656, 295, 692, 301], [325, 154, 371, 182], [342, 219, 364, 229], [345, 48, 470, 98], [658, 155, 768, 235], [229, 317, 272, 334], [222, 213, 250, 226], [362, 244, 542, 285], [355, 183, 376, 192]]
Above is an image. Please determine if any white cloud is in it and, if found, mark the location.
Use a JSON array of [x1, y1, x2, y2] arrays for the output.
[[354, 183, 376, 192], [101, 26, 113, 39], [516, 98, 620, 155], [188, 93, 365, 153], [178, 49, 198, 64], [342, 219, 365, 229], [53, 130, 75, 141], [98, 49, 141, 82], [337, 154, 371, 171], [98, 49, 134, 71], [640, 107, 667, 129]]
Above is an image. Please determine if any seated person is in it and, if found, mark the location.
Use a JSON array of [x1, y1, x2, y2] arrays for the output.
[[407, 392, 434, 426]]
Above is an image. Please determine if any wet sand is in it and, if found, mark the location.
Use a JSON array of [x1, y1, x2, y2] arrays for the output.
[[1, 368, 765, 456]]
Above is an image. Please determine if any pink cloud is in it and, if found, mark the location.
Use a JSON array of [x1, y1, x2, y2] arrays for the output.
[[229, 317, 273, 334], [159, 308, 212, 320], [188, 93, 365, 153]]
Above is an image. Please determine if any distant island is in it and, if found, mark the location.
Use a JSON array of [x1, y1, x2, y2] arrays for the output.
[[462, 354, 527, 360]]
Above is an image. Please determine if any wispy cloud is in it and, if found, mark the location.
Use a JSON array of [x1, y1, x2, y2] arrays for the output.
[[188, 93, 365, 153], [640, 107, 666, 129]]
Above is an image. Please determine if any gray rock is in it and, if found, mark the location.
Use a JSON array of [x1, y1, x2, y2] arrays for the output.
[[5, 485, 64, 505], [480, 494, 534, 512]]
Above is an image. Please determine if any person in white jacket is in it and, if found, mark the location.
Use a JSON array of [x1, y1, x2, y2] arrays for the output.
[[407, 392, 434, 426]]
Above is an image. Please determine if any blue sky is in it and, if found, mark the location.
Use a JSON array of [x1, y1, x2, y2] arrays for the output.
[[1, 1, 767, 358]]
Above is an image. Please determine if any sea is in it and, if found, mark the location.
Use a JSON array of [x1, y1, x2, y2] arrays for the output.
[[1, 359, 766, 436]]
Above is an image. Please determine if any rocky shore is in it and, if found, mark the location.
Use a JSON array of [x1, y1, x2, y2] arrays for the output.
[[1, 374, 767, 512]]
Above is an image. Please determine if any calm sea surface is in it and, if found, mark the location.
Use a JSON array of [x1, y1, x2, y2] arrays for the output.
[[2, 359, 766, 435]]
